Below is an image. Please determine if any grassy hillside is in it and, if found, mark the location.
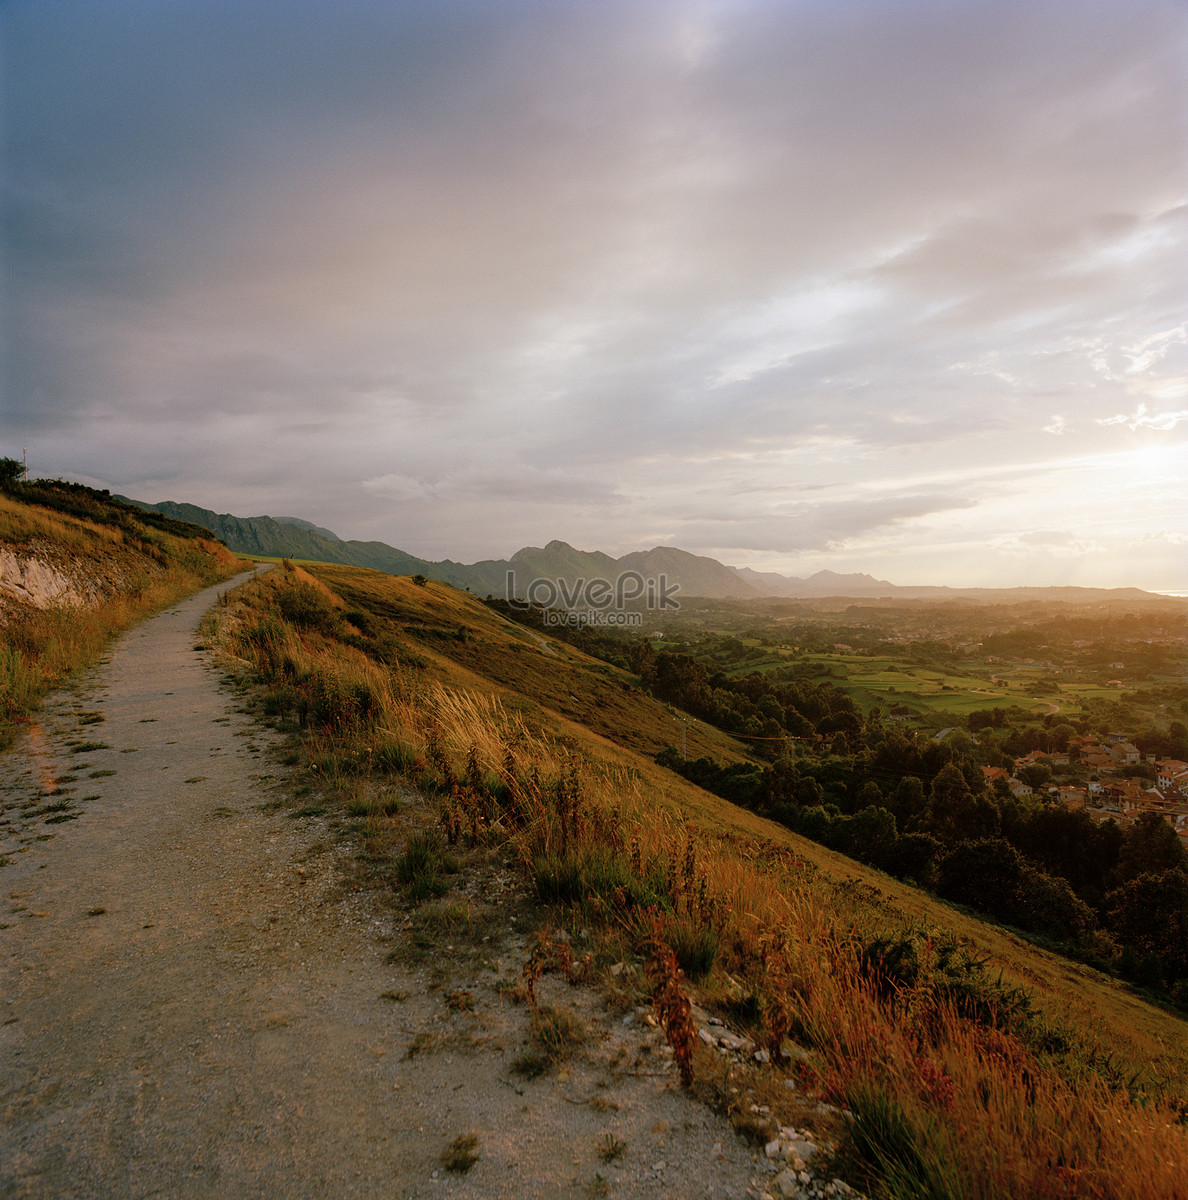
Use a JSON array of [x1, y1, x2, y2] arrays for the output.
[[0, 481, 250, 741], [309, 562, 755, 763], [212, 558, 1187, 1200]]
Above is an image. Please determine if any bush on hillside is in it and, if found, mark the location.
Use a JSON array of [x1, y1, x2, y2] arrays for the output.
[[0, 457, 24, 490]]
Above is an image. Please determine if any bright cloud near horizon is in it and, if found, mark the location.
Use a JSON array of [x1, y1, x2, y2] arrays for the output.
[[3, 0, 1186, 590]]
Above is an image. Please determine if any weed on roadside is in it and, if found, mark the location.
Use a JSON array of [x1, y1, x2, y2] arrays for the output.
[[441, 1132, 479, 1173], [396, 829, 458, 901], [598, 1133, 627, 1162], [531, 1003, 586, 1064]]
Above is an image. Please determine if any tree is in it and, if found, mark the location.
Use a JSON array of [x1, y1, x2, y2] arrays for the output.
[[1048, 722, 1077, 752], [793, 804, 841, 844], [1015, 864, 1096, 940], [1016, 804, 1112, 895], [968, 707, 1008, 732], [1112, 811, 1187, 887], [888, 775, 926, 828], [924, 763, 1000, 842], [1017, 762, 1052, 789], [769, 757, 827, 809], [883, 832, 941, 884], [840, 806, 898, 869], [935, 837, 1024, 922], [855, 779, 884, 812], [0, 457, 24, 490], [1105, 870, 1188, 983]]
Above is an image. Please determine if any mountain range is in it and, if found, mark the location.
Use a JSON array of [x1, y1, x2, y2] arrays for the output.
[[122, 499, 1158, 604]]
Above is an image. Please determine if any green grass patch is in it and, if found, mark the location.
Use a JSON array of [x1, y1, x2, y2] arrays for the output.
[[395, 830, 458, 901], [842, 1083, 961, 1200], [532, 845, 666, 914]]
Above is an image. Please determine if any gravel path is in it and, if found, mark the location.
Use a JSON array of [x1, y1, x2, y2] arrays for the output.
[[0, 575, 780, 1199]]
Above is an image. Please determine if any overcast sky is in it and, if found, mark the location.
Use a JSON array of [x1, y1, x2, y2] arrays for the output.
[[3, 0, 1186, 589]]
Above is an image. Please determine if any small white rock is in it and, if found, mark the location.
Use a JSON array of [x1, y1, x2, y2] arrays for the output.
[[771, 1168, 803, 1199]]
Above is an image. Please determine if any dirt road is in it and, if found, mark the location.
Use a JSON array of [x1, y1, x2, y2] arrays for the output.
[[0, 576, 778, 1199]]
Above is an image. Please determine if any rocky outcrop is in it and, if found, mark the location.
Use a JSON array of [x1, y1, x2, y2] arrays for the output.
[[0, 546, 87, 609], [0, 537, 159, 617]]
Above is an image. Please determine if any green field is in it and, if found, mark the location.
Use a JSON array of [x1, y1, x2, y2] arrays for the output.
[[693, 644, 1171, 726]]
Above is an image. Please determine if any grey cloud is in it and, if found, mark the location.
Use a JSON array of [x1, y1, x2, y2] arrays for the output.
[[3, 0, 1184, 586], [658, 492, 980, 555], [364, 464, 624, 508]]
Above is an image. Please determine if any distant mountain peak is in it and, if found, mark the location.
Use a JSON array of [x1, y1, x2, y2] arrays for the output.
[[122, 499, 1161, 603], [732, 565, 898, 596], [807, 569, 891, 587], [271, 516, 343, 541]]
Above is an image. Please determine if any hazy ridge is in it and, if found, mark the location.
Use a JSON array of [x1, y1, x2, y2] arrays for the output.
[[125, 499, 1159, 604]]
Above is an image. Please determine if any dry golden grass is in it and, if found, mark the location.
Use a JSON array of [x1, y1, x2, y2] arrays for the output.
[[0, 491, 249, 732], [218, 560, 1188, 1200], [0, 491, 126, 551]]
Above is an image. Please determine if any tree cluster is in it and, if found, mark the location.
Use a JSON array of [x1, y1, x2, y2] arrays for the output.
[[633, 645, 862, 751], [658, 711, 1188, 1008]]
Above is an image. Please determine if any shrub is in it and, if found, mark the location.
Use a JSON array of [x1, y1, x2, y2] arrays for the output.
[[843, 1083, 960, 1200], [305, 668, 377, 733], [396, 830, 458, 901], [663, 911, 719, 982], [276, 582, 338, 632], [859, 927, 1068, 1054], [342, 609, 374, 635], [883, 832, 941, 884], [373, 739, 416, 774], [532, 846, 665, 913]]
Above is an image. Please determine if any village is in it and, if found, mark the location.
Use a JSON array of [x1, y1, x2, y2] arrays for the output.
[[985, 735, 1188, 846]]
